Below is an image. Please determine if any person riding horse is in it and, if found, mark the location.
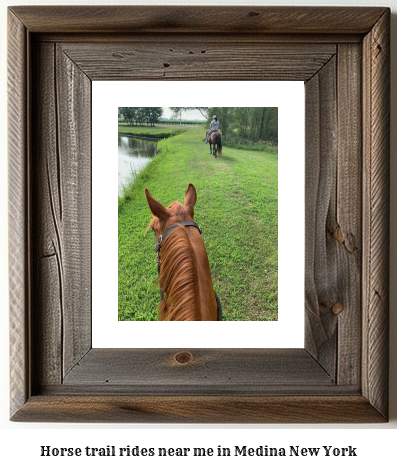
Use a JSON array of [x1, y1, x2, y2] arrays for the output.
[[206, 115, 219, 143]]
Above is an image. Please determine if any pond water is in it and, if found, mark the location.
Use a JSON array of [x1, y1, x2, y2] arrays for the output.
[[118, 136, 158, 196]]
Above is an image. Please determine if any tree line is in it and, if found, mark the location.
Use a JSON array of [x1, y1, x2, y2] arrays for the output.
[[170, 107, 278, 144], [119, 106, 278, 143], [119, 107, 163, 127]]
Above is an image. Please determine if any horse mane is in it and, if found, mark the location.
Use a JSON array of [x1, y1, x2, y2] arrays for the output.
[[158, 225, 200, 321]]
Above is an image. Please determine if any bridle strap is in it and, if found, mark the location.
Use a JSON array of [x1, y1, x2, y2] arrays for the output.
[[155, 221, 202, 257]]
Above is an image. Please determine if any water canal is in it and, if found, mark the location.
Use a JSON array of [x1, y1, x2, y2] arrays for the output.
[[118, 135, 158, 196]]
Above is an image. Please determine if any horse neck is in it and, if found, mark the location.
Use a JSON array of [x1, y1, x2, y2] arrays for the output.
[[184, 226, 218, 321], [159, 226, 202, 321]]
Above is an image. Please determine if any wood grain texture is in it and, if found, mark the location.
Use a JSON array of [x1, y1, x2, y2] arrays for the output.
[[8, 6, 390, 423], [34, 33, 363, 45], [335, 44, 362, 386], [8, 10, 30, 419], [31, 42, 91, 388], [62, 349, 333, 391], [362, 10, 390, 419], [55, 44, 91, 377], [304, 56, 338, 378], [32, 42, 63, 387], [9, 6, 387, 34], [59, 42, 335, 82], [12, 396, 385, 424]]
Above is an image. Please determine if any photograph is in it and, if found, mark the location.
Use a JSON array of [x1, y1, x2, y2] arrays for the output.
[[117, 106, 278, 321], [92, 81, 304, 348]]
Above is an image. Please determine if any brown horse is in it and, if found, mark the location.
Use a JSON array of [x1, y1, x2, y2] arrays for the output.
[[145, 183, 221, 321], [208, 131, 222, 158]]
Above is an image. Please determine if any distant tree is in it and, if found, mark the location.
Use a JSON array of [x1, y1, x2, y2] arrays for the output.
[[145, 107, 163, 126], [119, 107, 137, 125], [232, 107, 278, 143], [170, 107, 209, 123], [206, 107, 234, 140], [119, 106, 277, 141], [259, 108, 277, 142], [137, 108, 146, 125], [233, 108, 251, 137], [118, 107, 164, 126], [169, 107, 183, 124]]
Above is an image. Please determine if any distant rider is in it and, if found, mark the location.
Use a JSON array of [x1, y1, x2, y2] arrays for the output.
[[206, 115, 219, 143]]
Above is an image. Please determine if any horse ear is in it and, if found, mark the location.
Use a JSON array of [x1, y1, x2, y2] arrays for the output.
[[145, 188, 168, 220], [184, 183, 197, 208]]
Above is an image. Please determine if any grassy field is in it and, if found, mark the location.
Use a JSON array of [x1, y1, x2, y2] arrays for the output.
[[118, 126, 278, 321], [118, 124, 184, 139]]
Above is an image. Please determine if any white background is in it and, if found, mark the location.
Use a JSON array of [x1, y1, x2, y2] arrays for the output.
[[92, 81, 304, 348], [1, 0, 396, 469]]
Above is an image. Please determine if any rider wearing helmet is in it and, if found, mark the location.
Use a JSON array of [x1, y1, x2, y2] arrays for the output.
[[206, 115, 219, 143]]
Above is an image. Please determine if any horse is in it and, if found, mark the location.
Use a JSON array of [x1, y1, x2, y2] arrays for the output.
[[208, 131, 222, 158], [145, 183, 222, 321]]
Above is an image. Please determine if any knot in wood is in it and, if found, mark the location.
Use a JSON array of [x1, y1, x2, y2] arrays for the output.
[[174, 351, 193, 365], [333, 225, 344, 244], [331, 302, 344, 316]]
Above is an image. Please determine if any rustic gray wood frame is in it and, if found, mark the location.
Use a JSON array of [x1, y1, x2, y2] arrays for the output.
[[8, 6, 390, 423]]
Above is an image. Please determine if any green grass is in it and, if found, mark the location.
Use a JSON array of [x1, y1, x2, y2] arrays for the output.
[[118, 124, 184, 139], [118, 126, 278, 321], [223, 137, 278, 154]]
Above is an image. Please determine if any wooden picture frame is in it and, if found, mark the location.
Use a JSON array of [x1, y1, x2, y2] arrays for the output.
[[8, 6, 390, 423]]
